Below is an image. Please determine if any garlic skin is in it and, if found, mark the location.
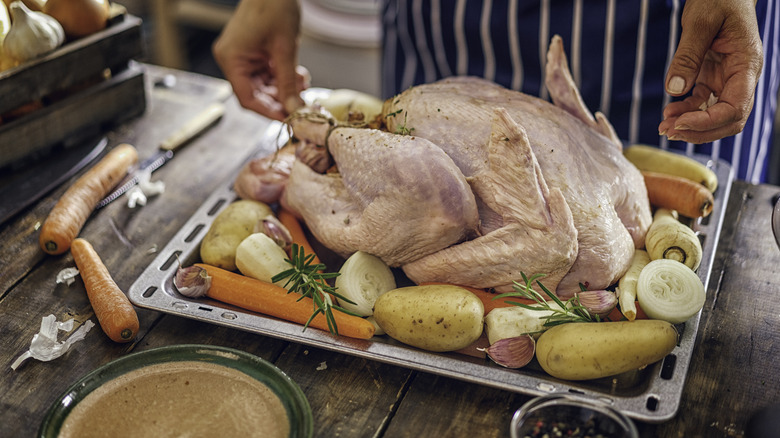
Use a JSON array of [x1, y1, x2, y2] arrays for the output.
[[575, 290, 618, 318], [173, 265, 212, 298], [481, 335, 536, 369], [259, 214, 293, 251], [3, 1, 65, 62]]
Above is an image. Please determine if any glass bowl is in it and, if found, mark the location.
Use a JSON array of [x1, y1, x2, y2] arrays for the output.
[[510, 393, 638, 438], [39, 344, 313, 438]]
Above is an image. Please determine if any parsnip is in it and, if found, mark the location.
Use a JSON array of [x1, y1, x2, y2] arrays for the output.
[[235, 233, 290, 287], [484, 306, 554, 344], [617, 249, 651, 321], [636, 259, 706, 324], [645, 208, 703, 271], [624, 144, 718, 192], [335, 251, 396, 316]]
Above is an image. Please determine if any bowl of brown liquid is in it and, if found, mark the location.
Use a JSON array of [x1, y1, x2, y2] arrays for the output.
[[39, 344, 313, 438]]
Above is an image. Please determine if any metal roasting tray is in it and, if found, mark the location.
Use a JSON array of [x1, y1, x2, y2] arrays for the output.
[[129, 107, 734, 424]]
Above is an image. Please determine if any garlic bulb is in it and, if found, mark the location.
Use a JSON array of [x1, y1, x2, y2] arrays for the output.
[[3, 1, 65, 62]]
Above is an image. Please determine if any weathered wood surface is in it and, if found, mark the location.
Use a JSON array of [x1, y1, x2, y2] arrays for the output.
[[1, 64, 778, 438]]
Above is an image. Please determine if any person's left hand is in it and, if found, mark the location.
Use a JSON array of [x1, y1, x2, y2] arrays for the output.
[[658, 0, 763, 144]]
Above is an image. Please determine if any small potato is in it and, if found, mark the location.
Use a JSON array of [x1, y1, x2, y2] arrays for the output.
[[535, 320, 678, 381], [200, 200, 273, 271], [373, 285, 484, 352]]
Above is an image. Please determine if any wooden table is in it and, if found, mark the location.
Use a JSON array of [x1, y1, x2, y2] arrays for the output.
[[2, 64, 779, 438]]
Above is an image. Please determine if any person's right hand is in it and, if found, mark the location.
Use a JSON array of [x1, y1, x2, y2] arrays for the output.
[[213, 0, 310, 120]]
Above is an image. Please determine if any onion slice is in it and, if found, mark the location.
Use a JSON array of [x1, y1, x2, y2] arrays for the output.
[[335, 251, 396, 316], [636, 259, 705, 324]]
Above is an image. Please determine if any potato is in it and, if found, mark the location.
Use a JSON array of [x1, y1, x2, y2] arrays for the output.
[[535, 320, 678, 380], [373, 285, 484, 352], [199, 200, 273, 271]]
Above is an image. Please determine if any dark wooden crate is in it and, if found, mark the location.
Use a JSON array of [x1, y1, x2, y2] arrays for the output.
[[0, 13, 146, 168]]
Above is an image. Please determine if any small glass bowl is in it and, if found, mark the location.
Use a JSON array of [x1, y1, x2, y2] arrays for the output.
[[510, 393, 638, 438]]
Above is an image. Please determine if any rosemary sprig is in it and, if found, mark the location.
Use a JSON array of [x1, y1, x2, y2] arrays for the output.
[[271, 244, 359, 335], [493, 273, 600, 327]]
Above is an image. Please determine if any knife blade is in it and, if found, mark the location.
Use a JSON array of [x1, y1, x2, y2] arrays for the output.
[[0, 136, 108, 225], [97, 102, 225, 208]]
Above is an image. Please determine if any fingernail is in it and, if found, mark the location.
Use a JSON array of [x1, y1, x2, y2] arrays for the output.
[[667, 76, 685, 94], [659, 129, 667, 136], [668, 134, 682, 141], [675, 123, 690, 130]]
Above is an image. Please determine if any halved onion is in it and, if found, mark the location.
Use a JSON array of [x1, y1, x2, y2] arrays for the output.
[[335, 251, 396, 316], [636, 259, 705, 324]]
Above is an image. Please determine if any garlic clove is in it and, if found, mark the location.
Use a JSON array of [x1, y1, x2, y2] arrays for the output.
[[575, 290, 618, 317], [481, 335, 536, 369], [258, 214, 293, 251], [173, 265, 212, 298]]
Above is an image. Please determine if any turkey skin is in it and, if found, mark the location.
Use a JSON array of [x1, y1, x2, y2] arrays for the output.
[[277, 35, 652, 296]]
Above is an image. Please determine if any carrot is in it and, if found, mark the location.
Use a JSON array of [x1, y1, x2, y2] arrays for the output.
[[194, 263, 375, 340], [39, 144, 138, 255], [71, 238, 139, 343], [642, 170, 714, 218], [420, 282, 535, 316], [277, 207, 321, 265]]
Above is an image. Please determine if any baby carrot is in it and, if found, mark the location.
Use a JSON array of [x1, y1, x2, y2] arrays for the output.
[[277, 207, 321, 265], [642, 170, 714, 218], [40, 144, 138, 255], [71, 238, 139, 343], [194, 263, 375, 340]]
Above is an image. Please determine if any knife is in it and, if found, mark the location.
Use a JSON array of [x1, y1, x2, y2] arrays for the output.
[[0, 135, 108, 225], [97, 102, 225, 208]]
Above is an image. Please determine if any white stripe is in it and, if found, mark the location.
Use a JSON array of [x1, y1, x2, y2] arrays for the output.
[[480, 0, 495, 81], [430, 0, 452, 78], [508, 0, 523, 90], [571, 0, 583, 87], [383, 3, 399, 96], [539, 0, 550, 100], [747, 0, 778, 183], [397, 0, 418, 90], [455, 0, 468, 76], [600, 0, 615, 117], [629, 0, 650, 144], [412, 0, 437, 83], [660, 0, 681, 151]]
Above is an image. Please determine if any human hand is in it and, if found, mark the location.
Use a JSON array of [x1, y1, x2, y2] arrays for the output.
[[658, 0, 763, 144], [212, 0, 310, 120]]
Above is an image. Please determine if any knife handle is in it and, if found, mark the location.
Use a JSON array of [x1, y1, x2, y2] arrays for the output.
[[159, 102, 225, 151]]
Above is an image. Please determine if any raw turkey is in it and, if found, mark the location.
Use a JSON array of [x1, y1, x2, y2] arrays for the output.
[[253, 35, 651, 296]]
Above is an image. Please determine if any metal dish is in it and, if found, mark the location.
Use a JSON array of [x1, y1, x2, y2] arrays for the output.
[[39, 344, 313, 438], [128, 115, 733, 423]]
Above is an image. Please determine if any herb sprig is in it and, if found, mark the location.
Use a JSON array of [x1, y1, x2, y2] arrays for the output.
[[271, 244, 359, 335], [494, 273, 599, 326]]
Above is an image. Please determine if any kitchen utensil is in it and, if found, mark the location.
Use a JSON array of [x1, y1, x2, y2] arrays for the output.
[[510, 394, 638, 438], [127, 114, 734, 423], [97, 102, 225, 208], [39, 344, 313, 438], [0, 135, 107, 225]]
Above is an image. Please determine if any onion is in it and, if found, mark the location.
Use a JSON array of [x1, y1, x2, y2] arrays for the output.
[[636, 259, 705, 324], [335, 251, 396, 316], [43, 0, 109, 39]]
